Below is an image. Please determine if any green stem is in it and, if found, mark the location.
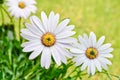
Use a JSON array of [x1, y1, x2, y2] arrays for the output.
[[67, 66, 78, 77], [18, 18, 21, 42], [96, 70, 120, 79], [24, 63, 40, 79], [8, 46, 12, 65], [0, 6, 4, 25], [0, 5, 16, 38], [0, 5, 13, 24]]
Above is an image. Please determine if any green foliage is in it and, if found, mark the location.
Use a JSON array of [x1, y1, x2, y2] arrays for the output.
[[0, 0, 4, 4]]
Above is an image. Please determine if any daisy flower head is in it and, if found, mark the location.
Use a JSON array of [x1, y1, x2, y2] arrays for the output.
[[6, 0, 37, 18], [70, 32, 113, 75], [21, 11, 76, 69]]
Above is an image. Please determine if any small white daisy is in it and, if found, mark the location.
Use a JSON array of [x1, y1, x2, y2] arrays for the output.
[[6, 0, 37, 18], [21, 11, 76, 69], [70, 32, 113, 75]]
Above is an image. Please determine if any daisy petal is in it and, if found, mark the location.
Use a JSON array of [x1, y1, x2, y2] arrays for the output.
[[78, 35, 89, 48], [81, 59, 88, 71], [23, 44, 42, 52], [51, 46, 61, 65], [96, 36, 105, 48], [70, 48, 85, 54], [94, 59, 102, 72], [98, 57, 112, 65], [55, 19, 70, 34], [25, 23, 42, 36], [100, 48, 114, 53], [56, 31, 76, 39], [57, 37, 77, 44], [74, 55, 86, 66], [87, 64, 91, 75], [89, 32, 96, 47], [56, 43, 72, 58], [41, 11, 48, 31], [29, 46, 44, 60], [100, 53, 113, 58], [55, 46, 67, 63], [91, 60, 96, 75], [41, 47, 51, 68], [48, 12, 59, 32], [30, 16, 45, 33], [45, 48, 51, 69], [98, 43, 112, 51], [66, 25, 75, 31]]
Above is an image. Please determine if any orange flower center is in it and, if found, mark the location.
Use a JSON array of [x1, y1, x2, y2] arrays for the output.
[[41, 32, 56, 47], [86, 47, 98, 59], [18, 2, 26, 9]]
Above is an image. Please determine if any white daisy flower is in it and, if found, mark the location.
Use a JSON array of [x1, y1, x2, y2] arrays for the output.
[[21, 11, 76, 69], [70, 32, 113, 75], [6, 0, 37, 18]]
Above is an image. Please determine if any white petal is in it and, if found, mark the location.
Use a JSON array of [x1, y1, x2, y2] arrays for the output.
[[78, 35, 89, 48], [30, 16, 45, 33], [21, 29, 39, 40], [41, 47, 51, 68], [73, 43, 86, 51], [57, 42, 74, 49], [53, 13, 59, 31], [29, 46, 44, 60], [100, 53, 113, 58], [25, 23, 42, 36], [99, 48, 114, 54], [55, 19, 70, 34], [21, 40, 40, 47], [81, 59, 89, 71], [55, 46, 67, 64], [41, 11, 48, 31], [94, 59, 102, 72], [98, 57, 112, 65], [45, 48, 51, 69], [91, 60, 96, 75], [99, 60, 108, 70], [48, 11, 59, 32], [96, 36, 105, 48], [87, 63, 91, 75], [66, 25, 75, 31], [56, 31, 76, 39], [57, 37, 77, 44], [21, 29, 39, 37], [56, 43, 72, 58], [70, 48, 85, 54], [89, 32, 96, 47], [48, 11, 55, 32], [22, 43, 43, 52], [98, 43, 112, 51], [83, 33, 89, 46], [51, 46, 61, 65], [73, 55, 86, 66]]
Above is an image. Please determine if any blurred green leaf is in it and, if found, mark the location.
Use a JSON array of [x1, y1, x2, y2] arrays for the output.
[[0, 0, 4, 4]]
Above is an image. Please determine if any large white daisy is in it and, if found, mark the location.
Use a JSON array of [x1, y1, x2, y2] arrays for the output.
[[70, 32, 113, 75], [6, 0, 37, 18], [21, 11, 76, 69]]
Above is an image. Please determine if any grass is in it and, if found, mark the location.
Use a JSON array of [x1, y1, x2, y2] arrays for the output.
[[1, 0, 120, 80]]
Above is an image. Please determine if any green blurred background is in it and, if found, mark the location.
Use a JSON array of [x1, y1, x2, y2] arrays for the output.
[[35, 0, 120, 80], [1, 0, 120, 80]]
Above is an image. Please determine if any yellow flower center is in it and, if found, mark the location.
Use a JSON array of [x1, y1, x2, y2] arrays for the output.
[[85, 47, 98, 59], [18, 2, 26, 9], [41, 32, 56, 47]]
